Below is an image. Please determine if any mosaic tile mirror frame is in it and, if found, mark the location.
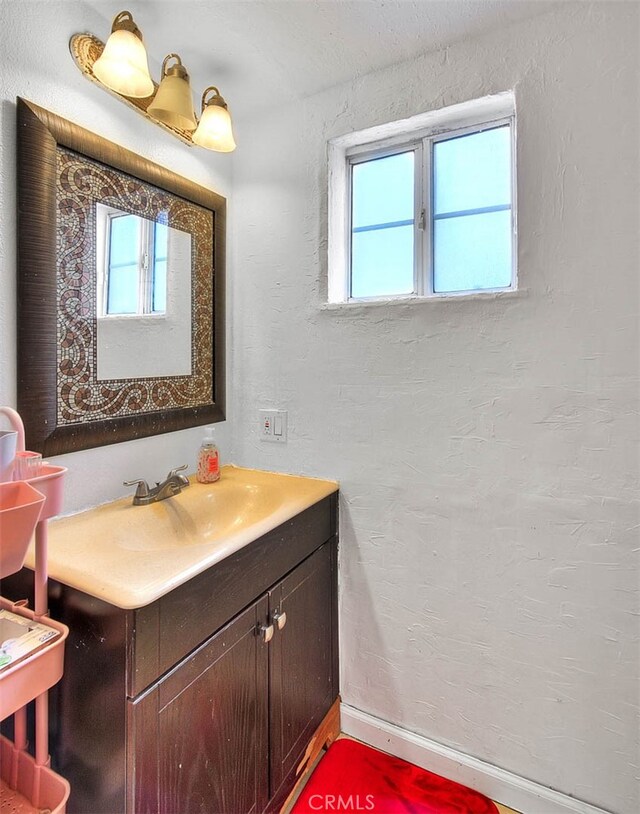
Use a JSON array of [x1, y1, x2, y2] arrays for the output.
[[16, 98, 226, 456]]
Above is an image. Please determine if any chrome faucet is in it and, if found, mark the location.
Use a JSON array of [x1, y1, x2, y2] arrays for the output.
[[124, 465, 190, 506]]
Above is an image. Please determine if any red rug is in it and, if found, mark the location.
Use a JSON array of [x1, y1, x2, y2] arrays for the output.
[[292, 739, 499, 814]]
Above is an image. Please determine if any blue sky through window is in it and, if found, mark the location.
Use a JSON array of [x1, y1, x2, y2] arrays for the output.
[[433, 125, 512, 293], [351, 151, 415, 297], [107, 214, 139, 314], [105, 215, 169, 315], [348, 122, 513, 298]]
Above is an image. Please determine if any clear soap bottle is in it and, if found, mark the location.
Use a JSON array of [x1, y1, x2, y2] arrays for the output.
[[196, 427, 220, 483]]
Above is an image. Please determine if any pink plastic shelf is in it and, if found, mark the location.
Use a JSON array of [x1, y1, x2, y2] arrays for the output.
[[0, 410, 70, 812], [0, 598, 68, 722], [0, 735, 70, 814], [0, 482, 45, 580]]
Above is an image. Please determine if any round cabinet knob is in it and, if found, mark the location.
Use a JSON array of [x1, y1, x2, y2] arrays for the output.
[[259, 623, 274, 643], [272, 610, 287, 631]]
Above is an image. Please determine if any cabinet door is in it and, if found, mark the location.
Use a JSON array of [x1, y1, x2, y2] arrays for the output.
[[128, 596, 269, 814], [268, 541, 337, 797]]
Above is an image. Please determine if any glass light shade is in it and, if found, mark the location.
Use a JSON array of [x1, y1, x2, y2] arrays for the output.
[[148, 74, 197, 132], [192, 104, 237, 152], [92, 29, 154, 98]]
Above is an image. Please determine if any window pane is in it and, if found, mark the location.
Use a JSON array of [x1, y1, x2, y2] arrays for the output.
[[109, 215, 139, 265], [154, 222, 168, 261], [153, 260, 167, 313], [107, 264, 139, 313], [352, 151, 414, 228], [352, 225, 414, 298], [152, 222, 168, 313], [106, 214, 140, 314], [351, 150, 415, 297], [433, 209, 512, 293], [433, 126, 511, 215]]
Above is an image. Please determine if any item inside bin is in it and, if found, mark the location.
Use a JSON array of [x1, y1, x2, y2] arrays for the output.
[[0, 616, 28, 642], [0, 609, 60, 671]]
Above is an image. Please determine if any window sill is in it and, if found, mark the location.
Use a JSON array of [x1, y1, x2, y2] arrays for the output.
[[320, 288, 526, 311], [97, 313, 168, 321]]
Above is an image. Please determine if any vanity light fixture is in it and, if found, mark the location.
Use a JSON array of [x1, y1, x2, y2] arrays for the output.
[[192, 87, 237, 153], [91, 11, 154, 98], [70, 10, 236, 152], [148, 54, 197, 132]]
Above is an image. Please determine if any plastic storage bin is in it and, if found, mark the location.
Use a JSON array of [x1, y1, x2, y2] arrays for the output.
[[0, 735, 70, 814], [24, 464, 67, 521], [0, 598, 69, 721], [0, 481, 45, 579]]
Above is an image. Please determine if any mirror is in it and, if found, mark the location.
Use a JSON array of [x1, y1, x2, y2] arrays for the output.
[[16, 98, 226, 456]]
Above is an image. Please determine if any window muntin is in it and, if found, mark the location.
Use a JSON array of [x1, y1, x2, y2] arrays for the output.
[[345, 117, 515, 301]]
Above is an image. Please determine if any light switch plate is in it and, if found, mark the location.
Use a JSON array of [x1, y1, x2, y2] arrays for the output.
[[259, 410, 288, 443]]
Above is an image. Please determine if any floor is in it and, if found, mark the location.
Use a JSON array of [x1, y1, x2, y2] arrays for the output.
[[285, 735, 521, 814]]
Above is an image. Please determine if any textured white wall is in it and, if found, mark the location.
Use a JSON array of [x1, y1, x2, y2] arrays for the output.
[[0, 1, 233, 513], [229, 4, 639, 813]]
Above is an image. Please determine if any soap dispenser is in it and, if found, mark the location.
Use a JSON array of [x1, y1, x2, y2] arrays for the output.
[[196, 426, 220, 483]]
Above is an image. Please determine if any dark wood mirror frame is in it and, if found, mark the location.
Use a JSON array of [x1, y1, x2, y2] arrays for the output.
[[16, 97, 226, 456]]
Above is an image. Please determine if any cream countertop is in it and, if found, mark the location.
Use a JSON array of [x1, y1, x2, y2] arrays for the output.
[[24, 465, 338, 610]]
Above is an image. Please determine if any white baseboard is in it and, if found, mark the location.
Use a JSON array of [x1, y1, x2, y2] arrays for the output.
[[340, 704, 612, 814]]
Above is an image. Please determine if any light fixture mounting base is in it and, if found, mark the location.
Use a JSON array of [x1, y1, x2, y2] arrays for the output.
[[69, 33, 195, 146]]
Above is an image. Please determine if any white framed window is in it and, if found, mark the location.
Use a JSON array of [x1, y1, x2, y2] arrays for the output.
[[96, 204, 168, 317], [328, 92, 517, 303]]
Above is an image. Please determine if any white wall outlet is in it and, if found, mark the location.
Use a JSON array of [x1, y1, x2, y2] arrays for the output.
[[259, 410, 288, 443]]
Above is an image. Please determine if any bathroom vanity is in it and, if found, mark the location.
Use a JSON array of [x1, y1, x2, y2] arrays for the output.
[[5, 467, 339, 814]]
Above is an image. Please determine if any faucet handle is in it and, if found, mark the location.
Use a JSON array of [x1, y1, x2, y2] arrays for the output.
[[123, 479, 150, 498], [166, 464, 190, 486]]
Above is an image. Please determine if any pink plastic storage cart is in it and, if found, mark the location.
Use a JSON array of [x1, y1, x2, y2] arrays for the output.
[[0, 407, 70, 814]]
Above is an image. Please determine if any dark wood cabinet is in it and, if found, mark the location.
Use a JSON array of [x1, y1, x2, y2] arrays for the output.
[[3, 493, 338, 814], [130, 596, 270, 814], [269, 545, 336, 800]]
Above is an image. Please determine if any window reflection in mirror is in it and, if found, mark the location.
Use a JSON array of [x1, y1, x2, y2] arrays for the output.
[[95, 204, 193, 381], [96, 205, 170, 317]]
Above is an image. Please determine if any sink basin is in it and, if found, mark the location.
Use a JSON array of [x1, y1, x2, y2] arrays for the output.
[[24, 465, 338, 609], [115, 478, 285, 552]]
